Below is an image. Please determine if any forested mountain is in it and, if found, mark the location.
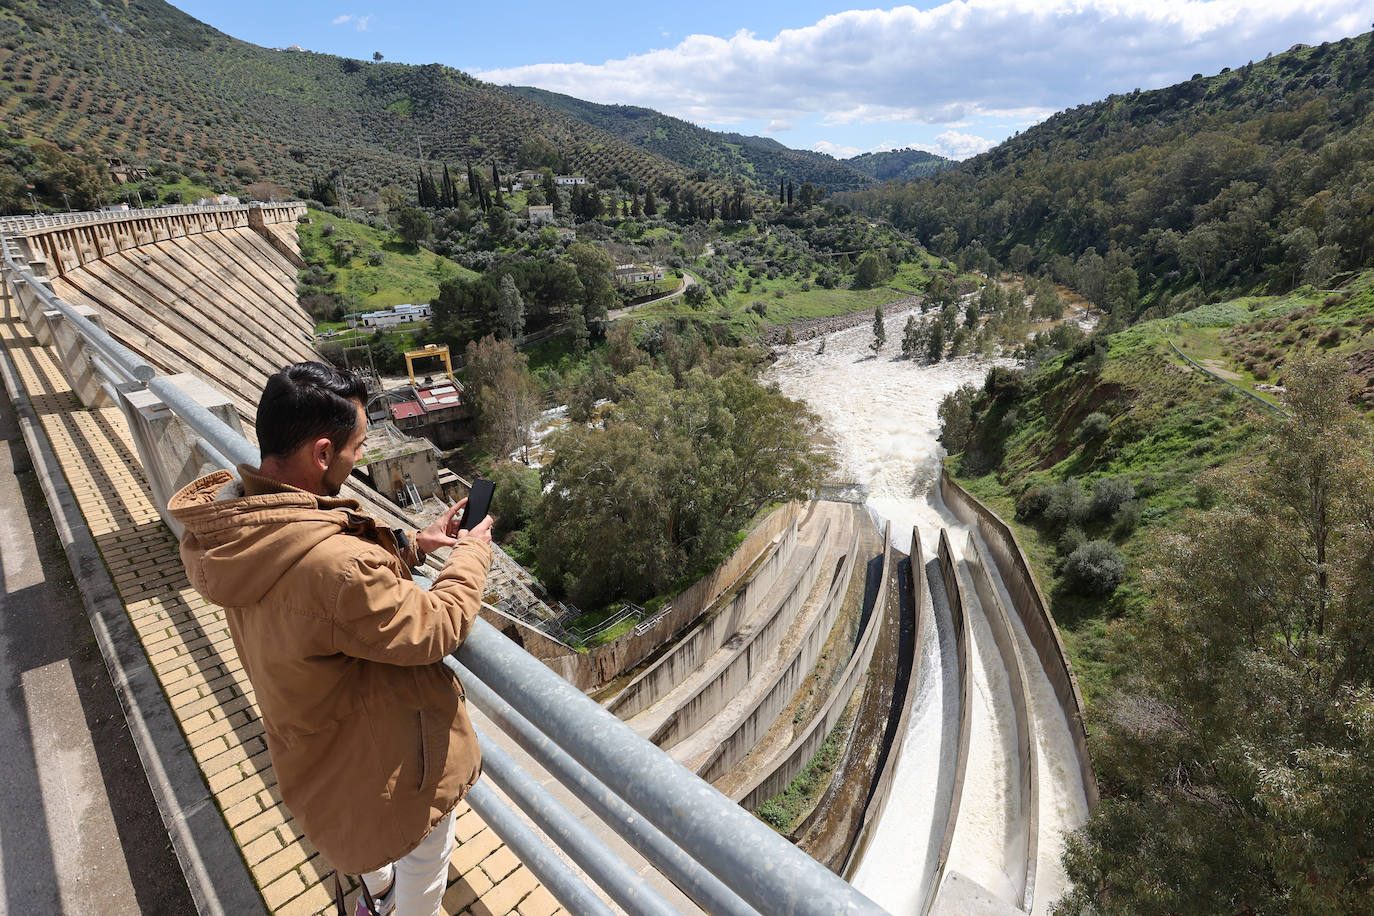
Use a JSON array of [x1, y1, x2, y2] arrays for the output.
[[839, 34, 1374, 320], [0, 0, 721, 211], [503, 85, 873, 192], [843, 147, 951, 182]]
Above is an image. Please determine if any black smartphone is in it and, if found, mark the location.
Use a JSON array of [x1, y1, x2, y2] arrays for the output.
[[454, 478, 495, 535]]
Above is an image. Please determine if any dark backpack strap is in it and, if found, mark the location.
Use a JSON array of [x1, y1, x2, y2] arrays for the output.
[[333, 871, 381, 916]]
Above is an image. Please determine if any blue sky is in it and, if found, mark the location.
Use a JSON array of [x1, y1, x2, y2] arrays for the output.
[[176, 0, 1374, 160]]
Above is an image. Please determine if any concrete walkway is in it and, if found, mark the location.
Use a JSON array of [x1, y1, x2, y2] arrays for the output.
[[0, 309, 565, 915], [0, 360, 195, 915]]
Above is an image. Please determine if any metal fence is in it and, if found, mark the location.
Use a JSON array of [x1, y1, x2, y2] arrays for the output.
[[0, 212, 888, 916]]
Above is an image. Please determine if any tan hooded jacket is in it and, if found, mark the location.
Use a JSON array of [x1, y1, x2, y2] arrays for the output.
[[169, 465, 490, 874]]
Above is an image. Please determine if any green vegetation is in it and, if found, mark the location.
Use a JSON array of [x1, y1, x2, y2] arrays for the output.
[[842, 33, 1374, 320], [505, 85, 875, 193], [756, 708, 855, 833], [297, 208, 477, 319], [1057, 355, 1374, 912]]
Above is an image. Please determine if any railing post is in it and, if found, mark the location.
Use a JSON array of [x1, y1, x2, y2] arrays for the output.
[[11, 255, 57, 345], [119, 374, 244, 536], [44, 301, 109, 407]]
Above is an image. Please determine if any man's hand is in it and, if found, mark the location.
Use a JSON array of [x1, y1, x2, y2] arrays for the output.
[[415, 498, 493, 555]]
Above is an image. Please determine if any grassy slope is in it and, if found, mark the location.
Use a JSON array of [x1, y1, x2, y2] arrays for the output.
[[953, 273, 1374, 705], [298, 208, 478, 317]]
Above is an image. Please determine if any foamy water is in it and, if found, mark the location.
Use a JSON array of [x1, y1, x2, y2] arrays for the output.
[[765, 314, 1088, 913]]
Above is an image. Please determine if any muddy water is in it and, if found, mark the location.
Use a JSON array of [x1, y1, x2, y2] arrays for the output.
[[765, 313, 1088, 913]]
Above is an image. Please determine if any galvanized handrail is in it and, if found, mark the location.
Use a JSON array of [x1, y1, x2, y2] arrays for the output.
[[0, 216, 892, 916]]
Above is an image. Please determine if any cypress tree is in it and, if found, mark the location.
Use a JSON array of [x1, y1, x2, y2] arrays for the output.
[[779, 177, 785, 203]]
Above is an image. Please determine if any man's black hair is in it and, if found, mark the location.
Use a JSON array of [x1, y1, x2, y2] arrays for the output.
[[256, 362, 368, 459]]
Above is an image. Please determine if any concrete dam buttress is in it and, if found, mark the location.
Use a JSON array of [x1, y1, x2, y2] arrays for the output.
[[1, 204, 1096, 916]]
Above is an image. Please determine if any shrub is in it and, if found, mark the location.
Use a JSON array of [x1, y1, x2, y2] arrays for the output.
[[1016, 486, 1051, 522], [488, 461, 543, 540], [1058, 525, 1087, 557], [1061, 540, 1126, 596], [1077, 411, 1111, 443], [1091, 477, 1136, 519], [1042, 478, 1091, 530], [1114, 499, 1144, 536]]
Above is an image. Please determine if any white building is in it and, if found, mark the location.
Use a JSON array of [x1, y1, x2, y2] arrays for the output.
[[353, 303, 432, 328], [553, 175, 586, 187], [528, 204, 555, 226], [614, 263, 666, 286]]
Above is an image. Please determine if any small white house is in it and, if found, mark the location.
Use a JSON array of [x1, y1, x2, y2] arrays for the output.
[[613, 263, 666, 287], [528, 204, 555, 225], [553, 175, 586, 187], [356, 303, 432, 328]]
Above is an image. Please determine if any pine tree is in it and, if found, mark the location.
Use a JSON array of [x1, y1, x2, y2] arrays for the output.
[[870, 304, 886, 355], [466, 163, 477, 197], [643, 186, 657, 216], [926, 322, 945, 362], [495, 274, 525, 341], [779, 177, 785, 204], [901, 315, 919, 358], [787, 181, 794, 207]]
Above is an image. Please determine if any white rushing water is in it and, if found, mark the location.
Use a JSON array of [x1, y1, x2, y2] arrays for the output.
[[765, 313, 1088, 913]]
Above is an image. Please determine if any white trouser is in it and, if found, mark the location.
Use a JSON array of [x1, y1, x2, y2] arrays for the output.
[[360, 807, 457, 915]]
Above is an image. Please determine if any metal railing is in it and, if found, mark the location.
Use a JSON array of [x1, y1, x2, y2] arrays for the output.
[[0, 216, 889, 916]]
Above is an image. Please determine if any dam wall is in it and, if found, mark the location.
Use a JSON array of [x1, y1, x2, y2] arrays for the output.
[[650, 516, 831, 750], [939, 467, 1099, 808], [699, 511, 862, 785], [734, 520, 893, 814], [610, 515, 801, 719], [510, 503, 803, 691], [7, 203, 316, 423]]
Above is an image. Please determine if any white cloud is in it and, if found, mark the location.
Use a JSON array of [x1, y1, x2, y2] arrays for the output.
[[331, 12, 372, 31], [766, 119, 795, 132], [921, 130, 998, 160], [476, 0, 1374, 137], [812, 140, 864, 158]]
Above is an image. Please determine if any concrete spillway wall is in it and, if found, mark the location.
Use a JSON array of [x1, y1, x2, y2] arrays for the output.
[[700, 510, 862, 787], [926, 528, 974, 916], [610, 515, 801, 719], [513, 503, 803, 690], [964, 530, 1039, 912], [734, 519, 893, 814], [939, 467, 1099, 808], [649, 516, 831, 750], [11, 203, 316, 423], [843, 526, 927, 879], [18, 203, 306, 276]]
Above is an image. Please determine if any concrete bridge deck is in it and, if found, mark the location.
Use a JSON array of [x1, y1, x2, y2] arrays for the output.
[[0, 308, 566, 916]]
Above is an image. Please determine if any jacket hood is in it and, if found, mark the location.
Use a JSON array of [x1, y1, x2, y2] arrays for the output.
[[169, 465, 363, 607]]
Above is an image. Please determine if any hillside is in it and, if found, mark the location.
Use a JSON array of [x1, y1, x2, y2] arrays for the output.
[[840, 34, 1374, 318], [0, 0, 718, 212], [946, 270, 1374, 700], [502, 85, 873, 193], [843, 147, 951, 182]]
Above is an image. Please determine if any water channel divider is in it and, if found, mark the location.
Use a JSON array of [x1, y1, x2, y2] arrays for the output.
[[924, 527, 975, 915], [699, 509, 862, 785], [939, 466, 1099, 808], [610, 515, 801, 719], [650, 515, 832, 750], [731, 518, 891, 811], [964, 530, 1039, 912], [842, 526, 927, 880]]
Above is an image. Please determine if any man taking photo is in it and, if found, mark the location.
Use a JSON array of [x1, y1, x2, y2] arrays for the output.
[[171, 361, 493, 915]]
